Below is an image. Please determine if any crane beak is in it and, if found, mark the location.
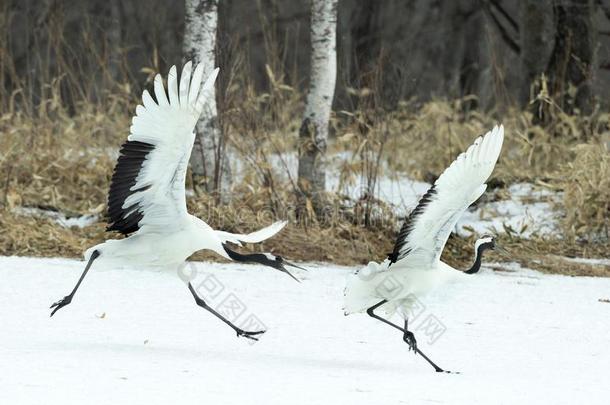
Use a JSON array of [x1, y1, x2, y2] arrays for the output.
[[276, 259, 308, 283], [283, 260, 308, 272], [493, 244, 509, 257], [276, 264, 301, 283]]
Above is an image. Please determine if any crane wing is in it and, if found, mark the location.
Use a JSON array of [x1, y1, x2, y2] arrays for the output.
[[106, 62, 219, 235], [388, 125, 504, 268]]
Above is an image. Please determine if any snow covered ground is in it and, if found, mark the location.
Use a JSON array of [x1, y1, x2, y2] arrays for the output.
[[1, 256, 609, 405], [456, 182, 559, 238]]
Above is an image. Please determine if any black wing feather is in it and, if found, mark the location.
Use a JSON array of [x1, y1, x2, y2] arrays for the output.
[[106, 140, 155, 235], [387, 185, 437, 264]]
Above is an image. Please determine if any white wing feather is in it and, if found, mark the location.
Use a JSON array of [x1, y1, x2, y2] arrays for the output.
[[392, 125, 504, 268], [123, 63, 219, 232]]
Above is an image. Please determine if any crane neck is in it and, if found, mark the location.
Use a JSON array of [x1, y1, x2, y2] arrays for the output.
[[464, 242, 493, 274]]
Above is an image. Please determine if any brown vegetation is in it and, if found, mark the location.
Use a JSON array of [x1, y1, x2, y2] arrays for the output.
[[1, 76, 608, 276], [1, 1, 608, 277]]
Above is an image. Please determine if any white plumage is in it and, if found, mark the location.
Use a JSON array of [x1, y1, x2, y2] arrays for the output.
[[344, 125, 505, 317], [51, 63, 301, 340], [82, 63, 287, 268]]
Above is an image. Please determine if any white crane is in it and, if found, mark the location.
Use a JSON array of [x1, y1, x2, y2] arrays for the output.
[[344, 125, 505, 372], [50, 62, 304, 341]]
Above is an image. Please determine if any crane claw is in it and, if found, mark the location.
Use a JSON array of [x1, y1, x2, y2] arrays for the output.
[[236, 329, 266, 341], [403, 331, 418, 354], [50, 295, 73, 317]]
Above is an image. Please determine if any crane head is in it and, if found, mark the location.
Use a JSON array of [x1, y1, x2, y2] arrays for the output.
[[475, 235, 496, 252], [475, 234, 508, 256]]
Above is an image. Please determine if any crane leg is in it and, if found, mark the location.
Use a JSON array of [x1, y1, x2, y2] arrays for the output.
[[187, 283, 265, 341], [366, 300, 449, 373], [50, 250, 100, 317]]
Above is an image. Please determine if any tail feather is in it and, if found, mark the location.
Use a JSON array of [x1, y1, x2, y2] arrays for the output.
[[343, 262, 383, 315], [215, 220, 287, 246]]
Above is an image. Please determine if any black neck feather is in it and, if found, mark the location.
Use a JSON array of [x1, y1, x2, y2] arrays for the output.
[[465, 242, 493, 274], [222, 244, 277, 267]]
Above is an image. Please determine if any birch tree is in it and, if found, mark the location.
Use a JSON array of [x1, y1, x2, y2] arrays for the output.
[[183, 0, 231, 201], [297, 0, 338, 218]]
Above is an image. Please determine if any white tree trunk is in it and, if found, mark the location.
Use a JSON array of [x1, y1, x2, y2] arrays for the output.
[[183, 0, 231, 201], [297, 0, 338, 216]]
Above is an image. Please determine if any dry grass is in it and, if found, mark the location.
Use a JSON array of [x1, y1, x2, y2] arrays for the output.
[[0, 104, 129, 214], [558, 143, 610, 243], [1, 32, 608, 277], [361, 99, 610, 185], [1, 93, 609, 277], [0, 211, 105, 257]]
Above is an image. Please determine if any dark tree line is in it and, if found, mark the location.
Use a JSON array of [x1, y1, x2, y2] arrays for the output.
[[2, 0, 609, 113]]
